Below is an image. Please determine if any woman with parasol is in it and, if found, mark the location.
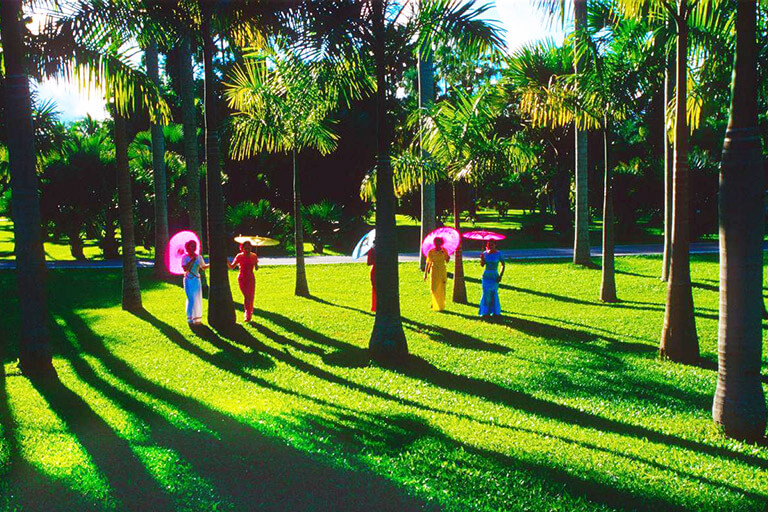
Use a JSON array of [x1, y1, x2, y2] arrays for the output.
[[182, 239, 209, 325], [424, 237, 450, 311], [479, 239, 505, 318], [229, 239, 260, 323]]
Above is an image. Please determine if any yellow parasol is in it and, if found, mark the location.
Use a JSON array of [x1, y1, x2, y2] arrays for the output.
[[234, 235, 280, 247]]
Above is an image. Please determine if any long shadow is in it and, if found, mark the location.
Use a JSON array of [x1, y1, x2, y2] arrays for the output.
[[298, 411, 757, 512], [29, 373, 175, 510], [54, 309, 437, 511], [464, 275, 667, 313], [615, 269, 719, 293], [214, 317, 768, 474], [0, 367, 89, 511], [304, 294, 512, 354]]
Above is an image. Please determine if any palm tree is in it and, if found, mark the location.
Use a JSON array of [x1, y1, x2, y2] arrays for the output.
[[517, 10, 661, 302], [0, 0, 53, 376], [178, 33, 203, 241], [145, 42, 170, 279], [661, 21, 675, 282], [572, 0, 591, 266], [412, 0, 504, 270], [369, 0, 407, 362], [200, 6, 236, 329], [226, 48, 364, 297], [712, 0, 766, 443], [113, 109, 143, 311]]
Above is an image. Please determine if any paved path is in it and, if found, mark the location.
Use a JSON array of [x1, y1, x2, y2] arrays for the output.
[[0, 241, 745, 270]]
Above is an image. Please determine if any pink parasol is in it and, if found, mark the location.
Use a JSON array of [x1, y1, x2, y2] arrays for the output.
[[166, 230, 201, 275], [463, 230, 506, 241], [421, 227, 461, 257]]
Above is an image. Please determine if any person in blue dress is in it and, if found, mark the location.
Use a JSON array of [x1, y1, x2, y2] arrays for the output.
[[479, 240, 505, 318]]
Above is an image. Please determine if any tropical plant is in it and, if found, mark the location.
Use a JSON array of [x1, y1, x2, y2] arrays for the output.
[[0, 0, 53, 376], [225, 200, 290, 244], [226, 45, 367, 296], [712, 0, 766, 442], [303, 200, 343, 254], [618, 0, 731, 363], [145, 42, 170, 278]]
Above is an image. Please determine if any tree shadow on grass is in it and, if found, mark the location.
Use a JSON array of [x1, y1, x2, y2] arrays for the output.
[[29, 372, 175, 511], [303, 294, 512, 355], [210, 320, 768, 476], [50, 309, 438, 511], [294, 411, 706, 512], [0, 367, 91, 511]]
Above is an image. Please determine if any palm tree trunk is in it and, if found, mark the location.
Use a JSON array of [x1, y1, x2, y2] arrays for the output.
[[573, 0, 590, 266], [659, 1, 699, 364], [369, 0, 408, 364], [600, 122, 617, 302], [146, 43, 170, 278], [179, 33, 203, 243], [661, 28, 675, 282], [418, 45, 436, 271], [114, 111, 142, 312], [201, 11, 235, 329], [452, 182, 467, 304], [0, 0, 53, 376], [293, 149, 310, 297], [712, 0, 766, 442]]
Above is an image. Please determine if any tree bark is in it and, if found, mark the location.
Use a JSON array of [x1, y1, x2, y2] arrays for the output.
[[179, 33, 204, 243], [452, 182, 467, 304], [369, 0, 408, 364], [418, 44, 436, 271], [661, 27, 675, 282], [114, 111, 143, 312], [600, 123, 617, 302], [293, 149, 310, 296], [659, 1, 699, 364], [201, 11, 236, 329], [573, 0, 591, 266], [712, 0, 766, 442], [146, 43, 170, 278], [0, 0, 53, 376]]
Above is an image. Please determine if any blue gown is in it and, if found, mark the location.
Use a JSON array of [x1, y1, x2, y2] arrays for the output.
[[479, 251, 502, 316]]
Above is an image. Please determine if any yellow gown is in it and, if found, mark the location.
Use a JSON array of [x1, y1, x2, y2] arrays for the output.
[[427, 248, 448, 311]]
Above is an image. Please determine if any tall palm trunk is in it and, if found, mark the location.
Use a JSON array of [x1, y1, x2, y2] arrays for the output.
[[712, 0, 766, 442], [146, 43, 169, 278], [179, 33, 203, 242], [418, 45, 436, 271], [0, 0, 53, 376], [660, 0, 698, 364], [369, 0, 407, 363], [293, 149, 309, 296], [573, 0, 590, 266], [600, 122, 616, 302], [114, 111, 142, 312], [201, 11, 235, 329], [452, 182, 467, 304], [661, 29, 675, 282]]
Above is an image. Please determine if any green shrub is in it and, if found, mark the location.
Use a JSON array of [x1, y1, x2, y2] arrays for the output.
[[303, 200, 342, 254], [226, 200, 290, 244]]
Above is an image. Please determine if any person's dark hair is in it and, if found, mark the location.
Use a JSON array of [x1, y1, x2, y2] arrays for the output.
[[486, 240, 496, 251], [434, 237, 444, 248], [241, 241, 252, 253], [185, 240, 197, 254]]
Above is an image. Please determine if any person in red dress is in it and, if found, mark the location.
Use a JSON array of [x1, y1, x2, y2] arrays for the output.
[[367, 243, 376, 312], [228, 241, 259, 322]]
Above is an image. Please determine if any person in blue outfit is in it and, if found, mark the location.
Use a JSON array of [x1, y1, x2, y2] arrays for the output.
[[479, 240, 505, 318]]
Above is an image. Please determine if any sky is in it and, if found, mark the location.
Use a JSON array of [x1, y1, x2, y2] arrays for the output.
[[34, 0, 565, 122]]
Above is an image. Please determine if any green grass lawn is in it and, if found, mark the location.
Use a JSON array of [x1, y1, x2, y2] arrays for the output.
[[1, 256, 767, 511]]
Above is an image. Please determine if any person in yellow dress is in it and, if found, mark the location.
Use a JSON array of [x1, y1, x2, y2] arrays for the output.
[[424, 237, 450, 311]]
